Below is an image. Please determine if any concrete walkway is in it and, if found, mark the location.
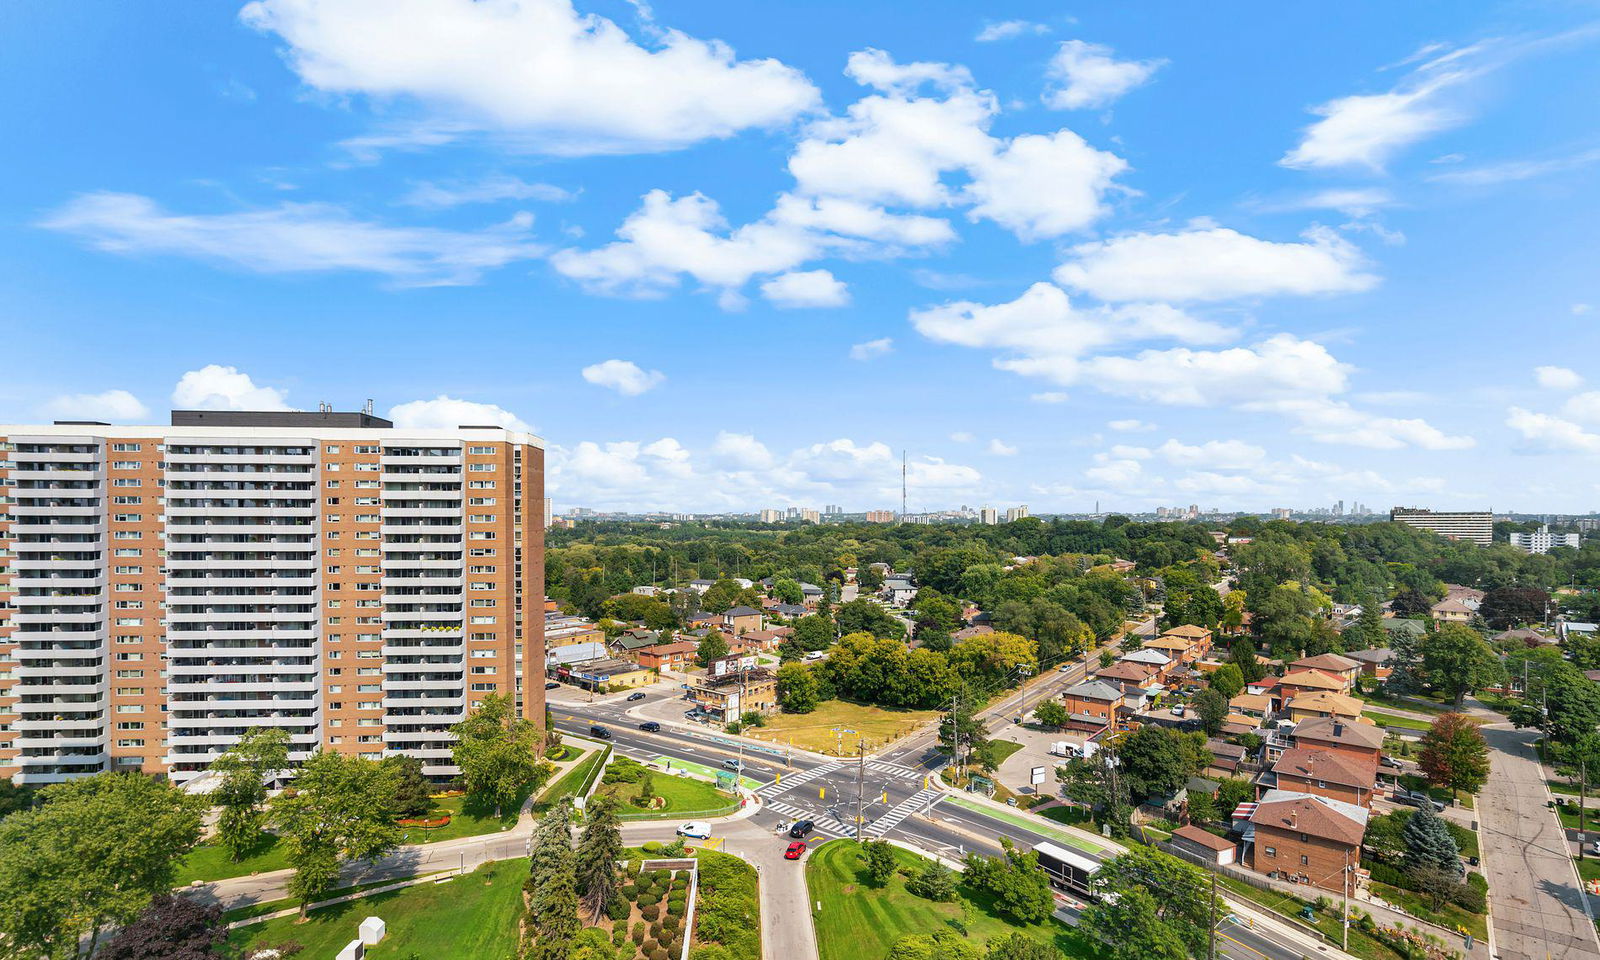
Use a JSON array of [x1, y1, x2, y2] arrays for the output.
[[1477, 722, 1600, 960]]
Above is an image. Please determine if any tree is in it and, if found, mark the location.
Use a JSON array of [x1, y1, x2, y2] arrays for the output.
[[574, 795, 622, 921], [1118, 726, 1202, 801], [526, 811, 579, 960], [1391, 587, 1434, 619], [701, 578, 758, 614], [1417, 713, 1490, 800], [1057, 754, 1130, 836], [1032, 700, 1069, 729], [1409, 861, 1465, 911], [1509, 660, 1600, 747], [1229, 639, 1265, 684], [98, 894, 226, 960], [1402, 803, 1463, 879], [962, 846, 1054, 924], [1088, 846, 1211, 957], [863, 839, 896, 886], [1207, 662, 1244, 701], [272, 751, 401, 917], [1480, 586, 1551, 629], [834, 598, 905, 639], [383, 754, 434, 820], [0, 773, 204, 958], [1079, 886, 1189, 960], [776, 662, 822, 713], [1353, 594, 1386, 649], [696, 630, 731, 667], [1215, 777, 1253, 816], [984, 932, 1063, 960], [0, 780, 37, 818], [771, 578, 804, 605], [1422, 623, 1506, 708], [905, 859, 958, 901], [1192, 688, 1229, 736], [451, 692, 549, 817], [947, 631, 1037, 688], [211, 726, 291, 861], [792, 614, 835, 651]]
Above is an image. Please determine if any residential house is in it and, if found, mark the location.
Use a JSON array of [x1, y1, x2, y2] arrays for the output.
[[771, 603, 809, 620], [687, 579, 717, 595], [799, 582, 826, 610], [1163, 624, 1215, 657], [1430, 598, 1474, 624], [1268, 748, 1377, 808], [1494, 627, 1552, 646], [1444, 584, 1485, 611], [1059, 680, 1125, 731], [1560, 622, 1599, 642], [1229, 693, 1274, 722], [1289, 717, 1385, 775], [545, 613, 605, 649], [1172, 824, 1237, 865], [1343, 649, 1394, 680], [737, 629, 787, 651], [1381, 618, 1427, 642], [685, 668, 778, 723], [1329, 603, 1363, 629], [953, 624, 994, 641], [1286, 655, 1362, 692], [610, 630, 662, 659], [1096, 661, 1159, 687], [1119, 648, 1174, 682], [636, 641, 697, 672], [1246, 790, 1368, 891], [1204, 739, 1248, 779], [883, 578, 917, 607], [1145, 634, 1198, 665], [1279, 669, 1352, 700], [631, 585, 663, 597], [722, 605, 765, 635], [1285, 690, 1365, 724]]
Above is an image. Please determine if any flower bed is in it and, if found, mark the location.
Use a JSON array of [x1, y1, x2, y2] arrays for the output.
[[397, 814, 452, 828]]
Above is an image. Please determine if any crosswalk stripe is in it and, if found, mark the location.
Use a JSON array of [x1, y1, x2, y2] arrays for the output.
[[865, 789, 944, 837]]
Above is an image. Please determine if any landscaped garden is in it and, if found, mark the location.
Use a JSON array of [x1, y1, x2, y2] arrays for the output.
[[806, 839, 1091, 960], [596, 757, 739, 819], [226, 859, 526, 960]]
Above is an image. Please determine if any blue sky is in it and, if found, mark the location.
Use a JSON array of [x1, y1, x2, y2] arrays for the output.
[[2, 1, 1599, 514]]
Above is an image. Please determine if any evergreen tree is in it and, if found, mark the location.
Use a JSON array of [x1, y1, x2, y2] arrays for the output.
[[1402, 803, 1463, 879], [574, 796, 622, 921], [527, 803, 573, 892], [905, 859, 958, 901], [1355, 594, 1386, 649], [525, 803, 578, 960]]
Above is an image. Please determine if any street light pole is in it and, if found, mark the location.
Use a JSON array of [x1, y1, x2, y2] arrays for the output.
[[855, 739, 867, 840]]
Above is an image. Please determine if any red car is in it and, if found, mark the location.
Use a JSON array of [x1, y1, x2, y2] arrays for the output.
[[784, 841, 807, 860]]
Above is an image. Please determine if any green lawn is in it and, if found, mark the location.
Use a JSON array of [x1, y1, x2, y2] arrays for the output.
[[744, 700, 939, 755], [988, 740, 1026, 766], [596, 772, 737, 819], [1369, 880, 1487, 942], [1363, 710, 1433, 732], [533, 748, 606, 813], [226, 858, 525, 960], [397, 789, 528, 845], [807, 840, 1095, 960], [176, 836, 291, 885]]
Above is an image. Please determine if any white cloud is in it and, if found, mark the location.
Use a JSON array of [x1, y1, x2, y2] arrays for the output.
[[1031, 392, 1070, 404], [387, 395, 532, 431], [1428, 147, 1600, 187], [1042, 40, 1165, 110], [987, 439, 1018, 456], [1574, 303, 1593, 316], [1276, 187, 1395, 217], [1507, 406, 1600, 454], [1054, 224, 1377, 302], [42, 192, 543, 287], [710, 431, 775, 469], [849, 337, 894, 361], [1107, 418, 1154, 432], [580, 359, 666, 396], [1565, 392, 1600, 425], [1086, 457, 1143, 487], [761, 269, 850, 308], [1155, 438, 1266, 469], [1536, 366, 1584, 391], [400, 175, 573, 208], [961, 129, 1129, 241], [1280, 44, 1484, 170], [976, 20, 1049, 43], [949, 432, 975, 442], [172, 365, 292, 411], [240, 0, 820, 156], [41, 389, 149, 422]]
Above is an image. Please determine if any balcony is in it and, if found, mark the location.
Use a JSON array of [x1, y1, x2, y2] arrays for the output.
[[8, 468, 104, 483]]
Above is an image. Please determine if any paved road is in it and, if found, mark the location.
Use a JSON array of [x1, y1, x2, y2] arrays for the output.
[[1479, 724, 1600, 960]]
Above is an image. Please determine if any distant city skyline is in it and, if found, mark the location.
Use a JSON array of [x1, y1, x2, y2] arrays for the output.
[[3, 3, 1600, 512]]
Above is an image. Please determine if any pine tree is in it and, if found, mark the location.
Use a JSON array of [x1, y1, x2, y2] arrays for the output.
[[527, 802, 573, 894], [525, 802, 578, 960], [574, 796, 622, 921], [1402, 803, 1463, 879]]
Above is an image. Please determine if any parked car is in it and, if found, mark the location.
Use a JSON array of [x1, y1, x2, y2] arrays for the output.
[[544, 682, 560, 690], [677, 821, 712, 839], [626, 692, 647, 702], [722, 758, 745, 771], [589, 725, 613, 740], [1394, 790, 1444, 812], [638, 721, 661, 732], [1379, 756, 1402, 769], [784, 841, 807, 860], [1058, 663, 1073, 672], [789, 820, 815, 839]]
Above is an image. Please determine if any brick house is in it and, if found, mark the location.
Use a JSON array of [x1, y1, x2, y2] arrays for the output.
[[1246, 790, 1367, 891], [1268, 748, 1377, 807], [1285, 690, 1365, 724], [1096, 661, 1158, 686], [1059, 679, 1124, 728], [1118, 648, 1174, 682], [1343, 648, 1393, 680], [1287, 654, 1362, 692], [722, 605, 765, 635], [636, 641, 698, 672], [1163, 624, 1214, 657], [1278, 669, 1351, 700], [1290, 717, 1385, 774]]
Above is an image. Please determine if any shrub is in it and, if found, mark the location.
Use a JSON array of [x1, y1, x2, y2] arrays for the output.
[[611, 926, 628, 948], [652, 949, 669, 960], [632, 923, 647, 944], [642, 841, 664, 854], [663, 913, 681, 932], [623, 884, 639, 899], [606, 893, 632, 922], [651, 869, 670, 883], [651, 922, 664, 940], [1455, 873, 1488, 913], [641, 904, 660, 922], [667, 899, 686, 917], [643, 940, 659, 955]]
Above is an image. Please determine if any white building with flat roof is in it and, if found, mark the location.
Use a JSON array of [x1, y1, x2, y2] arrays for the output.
[[1389, 508, 1493, 546], [1507, 525, 1580, 554]]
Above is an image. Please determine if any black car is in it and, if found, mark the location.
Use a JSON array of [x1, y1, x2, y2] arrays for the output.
[[627, 692, 647, 702], [544, 681, 560, 690], [589, 725, 613, 740], [788, 820, 815, 839], [638, 721, 661, 732], [1394, 790, 1444, 812]]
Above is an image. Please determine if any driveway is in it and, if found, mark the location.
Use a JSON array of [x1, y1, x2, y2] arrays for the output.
[[1478, 723, 1600, 959]]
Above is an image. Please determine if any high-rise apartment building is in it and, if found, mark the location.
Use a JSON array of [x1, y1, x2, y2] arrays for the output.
[[758, 509, 784, 523], [0, 410, 545, 786], [979, 507, 999, 525], [1507, 524, 1581, 555], [1389, 507, 1493, 546], [1004, 505, 1029, 523], [864, 510, 895, 524]]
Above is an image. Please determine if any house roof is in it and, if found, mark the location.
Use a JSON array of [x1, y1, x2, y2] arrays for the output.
[[1343, 648, 1393, 665], [1229, 693, 1274, 713], [1062, 680, 1125, 702], [613, 634, 660, 650], [1272, 748, 1375, 790], [1292, 716, 1386, 750], [1291, 653, 1362, 673], [1287, 690, 1365, 716], [1494, 627, 1550, 643], [1165, 624, 1213, 639], [1206, 738, 1246, 760], [1250, 790, 1368, 845], [1096, 662, 1156, 683], [1445, 584, 1485, 601], [1383, 618, 1427, 636], [1431, 598, 1474, 615], [640, 641, 698, 656], [773, 604, 808, 617], [1279, 670, 1347, 691], [953, 625, 994, 640], [1146, 636, 1193, 652], [1121, 648, 1173, 666], [723, 605, 763, 618], [1173, 824, 1235, 852]]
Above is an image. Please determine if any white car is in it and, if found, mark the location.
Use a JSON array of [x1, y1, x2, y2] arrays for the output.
[[677, 821, 713, 839]]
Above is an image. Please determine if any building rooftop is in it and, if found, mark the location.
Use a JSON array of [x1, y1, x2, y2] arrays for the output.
[[723, 605, 763, 618], [170, 409, 394, 428], [1293, 716, 1386, 750], [1272, 748, 1375, 789], [1287, 690, 1365, 716], [1290, 653, 1362, 673], [1173, 824, 1235, 852], [1343, 648, 1393, 665], [1279, 669, 1348, 691], [1164, 624, 1213, 639], [1251, 790, 1368, 845], [1121, 648, 1173, 666], [1062, 680, 1125, 701]]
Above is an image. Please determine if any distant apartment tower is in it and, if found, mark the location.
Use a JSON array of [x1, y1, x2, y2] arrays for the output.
[[1389, 507, 1493, 546], [758, 509, 784, 523], [979, 507, 999, 525], [1507, 524, 1580, 555], [864, 510, 895, 524], [1271, 508, 1293, 520], [0, 410, 545, 786], [1004, 505, 1029, 522], [799, 509, 820, 524]]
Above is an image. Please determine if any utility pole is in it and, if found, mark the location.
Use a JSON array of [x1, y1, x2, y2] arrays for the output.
[[1208, 869, 1218, 960], [1582, 757, 1589, 862], [1342, 849, 1351, 951], [856, 739, 867, 840]]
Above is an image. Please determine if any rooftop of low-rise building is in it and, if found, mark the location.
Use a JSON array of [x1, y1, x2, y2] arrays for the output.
[[1272, 748, 1374, 789], [1290, 653, 1362, 672], [1293, 716, 1386, 750], [1250, 790, 1368, 845]]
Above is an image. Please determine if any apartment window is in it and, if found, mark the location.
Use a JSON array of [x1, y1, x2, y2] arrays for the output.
[[468, 481, 496, 489], [470, 599, 496, 608], [111, 443, 142, 452], [468, 532, 496, 541], [468, 464, 496, 472], [328, 718, 343, 727], [115, 669, 145, 678], [355, 565, 380, 574], [470, 649, 496, 659], [1264, 846, 1276, 858], [468, 497, 496, 506], [469, 514, 495, 523], [113, 584, 142, 594], [115, 686, 141, 696], [468, 446, 496, 455], [469, 565, 497, 574], [357, 717, 381, 726], [326, 497, 341, 506], [115, 618, 143, 626], [111, 461, 140, 470], [114, 549, 142, 557], [359, 700, 381, 710], [354, 531, 378, 540], [328, 701, 342, 710], [325, 514, 342, 523], [328, 735, 343, 744], [325, 445, 341, 454], [356, 649, 381, 659], [112, 496, 143, 505], [357, 667, 381, 676], [327, 566, 342, 575], [327, 548, 342, 557], [354, 497, 379, 506], [112, 478, 142, 487], [114, 566, 142, 575], [115, 704, 144, 714], [326, 600, 342, 609], [326, 480, 341, 489], [357, 683, 381, 693], [470, 666, 496, 675], [327, 667, 343, 676], [355, 548, 380, 557], [1300, 832, 1310, 843], [355, 480, 379, 489], [469, 548, 497, 557], [470, 682, 497, 691], [113, 531, 142, 540], [116, 635, 140, 644], [116, 721, 145, 730], [355, 445, 380, 455], [469, 616, 497, 624], [1300, 855, 1310, 866], [355, 599, 380, 608], [327, 684, 343, 693], [355, 514, 379, 523], [354, 463, 378, 472], [470, 582, 494, 591]]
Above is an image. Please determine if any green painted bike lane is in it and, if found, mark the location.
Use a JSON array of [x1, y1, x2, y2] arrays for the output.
[[655, 756, 763, 791], [944, 795, 1111, 854]]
